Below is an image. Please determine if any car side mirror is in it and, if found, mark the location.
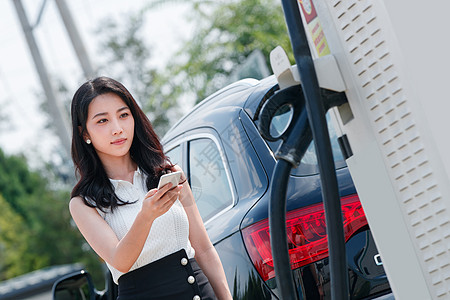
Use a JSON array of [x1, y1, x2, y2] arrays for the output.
[[52, 270, 96, 300]]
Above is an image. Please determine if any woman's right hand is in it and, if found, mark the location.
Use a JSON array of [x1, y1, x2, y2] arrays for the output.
[[141, 183, 182, 219], [70, 182, 181, 274]]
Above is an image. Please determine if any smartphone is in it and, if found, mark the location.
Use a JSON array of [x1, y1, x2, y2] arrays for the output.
[[157, 171, 183, 190]]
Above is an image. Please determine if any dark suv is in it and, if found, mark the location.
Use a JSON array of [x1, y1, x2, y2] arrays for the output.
[[53, 76, 394, 299]]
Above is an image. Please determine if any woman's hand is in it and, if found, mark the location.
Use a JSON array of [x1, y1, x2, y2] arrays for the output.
[[171, 164, 187, 184], [170, 165, 196, 207], [141, 182, 182, 220]]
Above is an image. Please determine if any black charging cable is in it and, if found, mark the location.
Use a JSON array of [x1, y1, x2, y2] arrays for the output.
[[281, 0, 349, 298], [257, 0, 351, 299], [259, 85, 311, 300]]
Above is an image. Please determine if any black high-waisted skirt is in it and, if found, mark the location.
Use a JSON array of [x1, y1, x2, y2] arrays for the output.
[[117, 249, 217, 300]]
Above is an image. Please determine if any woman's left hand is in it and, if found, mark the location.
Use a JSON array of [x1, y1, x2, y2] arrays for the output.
[[171, 164, 187, 185]]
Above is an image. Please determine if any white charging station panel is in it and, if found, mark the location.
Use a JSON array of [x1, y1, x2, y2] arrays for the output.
[[295, 0, 450, 299]]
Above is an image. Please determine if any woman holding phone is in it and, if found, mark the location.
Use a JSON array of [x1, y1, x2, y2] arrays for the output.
[[69, 76, 232, 300]]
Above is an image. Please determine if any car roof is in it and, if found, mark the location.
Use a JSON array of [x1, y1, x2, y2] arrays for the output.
[[162, 78, 276, 143], [162, 76, 279, 143]]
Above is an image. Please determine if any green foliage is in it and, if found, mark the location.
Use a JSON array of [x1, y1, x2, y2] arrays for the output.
[[150, 0, 292, 104], [0, 195, 31, 280], [0, 149, 102, 284]]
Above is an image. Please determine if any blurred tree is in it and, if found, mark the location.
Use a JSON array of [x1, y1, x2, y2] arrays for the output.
[[0, 149, 103, 284], [0, 195, 31, 280], [95, 11, 179, 136], [148, 0, 292, 105], [94, 0, 291, 135]]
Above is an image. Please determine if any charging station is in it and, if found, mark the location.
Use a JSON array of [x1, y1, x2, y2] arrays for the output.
[[290, 0, 450, 299]]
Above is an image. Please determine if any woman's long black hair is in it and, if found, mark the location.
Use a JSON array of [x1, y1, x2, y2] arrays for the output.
[[71, 76, 172, 211]]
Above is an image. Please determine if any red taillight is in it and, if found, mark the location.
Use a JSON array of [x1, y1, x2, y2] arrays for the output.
[[242, 194, 368, 281]]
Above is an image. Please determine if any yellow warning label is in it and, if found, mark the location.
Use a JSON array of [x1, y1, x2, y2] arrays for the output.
[[298, 0, 330, 57], [309, 17, 330, 56]]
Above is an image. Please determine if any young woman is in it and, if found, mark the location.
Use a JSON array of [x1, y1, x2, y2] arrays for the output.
[[69, 76, 232, 300]]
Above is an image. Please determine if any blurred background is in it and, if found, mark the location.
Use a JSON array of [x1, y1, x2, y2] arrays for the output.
[[0, 0, 291, 298]]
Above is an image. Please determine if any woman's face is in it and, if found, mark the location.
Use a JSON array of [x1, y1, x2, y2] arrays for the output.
[[84, 92, 135, 161]]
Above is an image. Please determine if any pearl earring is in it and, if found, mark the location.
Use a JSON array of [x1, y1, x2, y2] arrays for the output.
[[86, 139, 91, 144]]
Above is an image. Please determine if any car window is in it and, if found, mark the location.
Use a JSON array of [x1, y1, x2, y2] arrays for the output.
[[188, 138, 234, 221], [267, 112, 346, 176], [166, 145, 182, 166]]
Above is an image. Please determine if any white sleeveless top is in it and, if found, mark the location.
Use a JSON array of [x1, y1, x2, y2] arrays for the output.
[[94, 168, 195, 284]]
